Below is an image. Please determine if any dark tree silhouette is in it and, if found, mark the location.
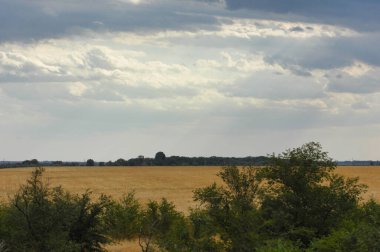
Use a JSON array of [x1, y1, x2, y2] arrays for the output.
[[86, 159, 95, 166]]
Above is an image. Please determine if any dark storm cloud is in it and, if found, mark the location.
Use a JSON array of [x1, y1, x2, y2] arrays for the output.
[[0, 0, 219, 42], [223, 0, 380, 31]]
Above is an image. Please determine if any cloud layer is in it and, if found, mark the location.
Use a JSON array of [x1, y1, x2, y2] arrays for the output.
[[0, 0, 379, 160]]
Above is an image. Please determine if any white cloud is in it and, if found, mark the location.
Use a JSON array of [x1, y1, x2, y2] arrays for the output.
[[69, 82, 88, 96], [342, 61, 372, 77], [215, 17, 358, 39]]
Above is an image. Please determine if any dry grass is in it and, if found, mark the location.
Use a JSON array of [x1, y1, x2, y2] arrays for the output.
[[335, 166, 380, 201], [0, 166, 222, 212], [0, 165, 379, 251]]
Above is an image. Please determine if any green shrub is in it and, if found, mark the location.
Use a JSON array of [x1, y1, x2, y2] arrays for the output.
[[138, 198, 185, 252], [194, 165, 263, 251], [0, 167, 113, 252], [105, 192, 142, 240], [257, 239, 301, 252], [310, 200, 380, 252]]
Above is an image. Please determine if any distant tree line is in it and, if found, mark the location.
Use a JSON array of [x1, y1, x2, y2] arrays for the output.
[[337, 160, 380, 166], [0, 160, 84, 168], [2, 151, 379, 169], [1, 142, 380, 251], [0, 153, 269, 168], [103, 153, 269, 167]]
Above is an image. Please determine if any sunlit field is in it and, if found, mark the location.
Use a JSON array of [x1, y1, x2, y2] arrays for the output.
[[1, 166, 379, 251], [0, 166, 224, 213]]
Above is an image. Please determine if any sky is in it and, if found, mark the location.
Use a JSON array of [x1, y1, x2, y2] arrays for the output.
[[1, 0, 380, 161]]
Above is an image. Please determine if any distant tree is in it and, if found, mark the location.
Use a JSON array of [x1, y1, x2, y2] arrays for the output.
[[115, 158, 126, 166], [155, 152, 166, 161], [21, 159, 39, 166], [30, 159, 39, 165], [52, 161, 63, 166], [86, 159, 95, 166], [154, 152, 166, 165], [127, 156, 146, 166]]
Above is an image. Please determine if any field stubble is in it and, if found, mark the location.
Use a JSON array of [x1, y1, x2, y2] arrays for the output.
[[0, 166, 379, 251]]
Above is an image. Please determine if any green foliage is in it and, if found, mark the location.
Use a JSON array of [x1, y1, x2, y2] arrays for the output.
[[0, 204, 9, 252], [0, 167, 113, 252], [138, 200, 222, 252], [310, 199, 380, 251], [0, 240, 8, 252], [186, 208, 223, 252], [190, 142, 369, 251], [138, 198, 186, 251], [257, 142, 367, 247], [105, 192, 142, 240], [257, 239, 301, 252], [2, 168, 75, 251], [68, 192, 112, 252], [194, 166, 263, 251]]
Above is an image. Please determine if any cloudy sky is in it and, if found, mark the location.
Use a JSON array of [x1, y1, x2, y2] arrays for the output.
[[1, 0, 379, 161]]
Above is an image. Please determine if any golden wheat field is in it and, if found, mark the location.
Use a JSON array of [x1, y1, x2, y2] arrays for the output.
[[0, 166, 379, 251]]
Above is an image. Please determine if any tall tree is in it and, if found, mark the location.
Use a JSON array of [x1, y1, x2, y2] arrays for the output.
[[194, 166, 263, 251], [257, 142, 366, 247]]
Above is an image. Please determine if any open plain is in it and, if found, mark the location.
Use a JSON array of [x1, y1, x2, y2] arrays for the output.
[[1, 166, 379, 251]]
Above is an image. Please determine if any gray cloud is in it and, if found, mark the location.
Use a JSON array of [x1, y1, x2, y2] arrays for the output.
[[163, 24, 380, 73], [327, 72, 380, 94], [223, 0, 380, 31], [220, 71, 325, 100], [0, 0, 220, 42], [258, 34, 380, 72]]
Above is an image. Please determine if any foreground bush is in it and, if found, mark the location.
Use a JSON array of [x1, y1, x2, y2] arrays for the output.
[[310, 199, 380, 251], [257, 142, 367, 247], [193, 166, 263, 251], [104, 192, 142, 241], [0, 167, 113, 252]]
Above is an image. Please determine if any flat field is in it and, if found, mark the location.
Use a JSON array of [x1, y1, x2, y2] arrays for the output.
[[0, 166, 379, 251], [0, 166, 223, 212]]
